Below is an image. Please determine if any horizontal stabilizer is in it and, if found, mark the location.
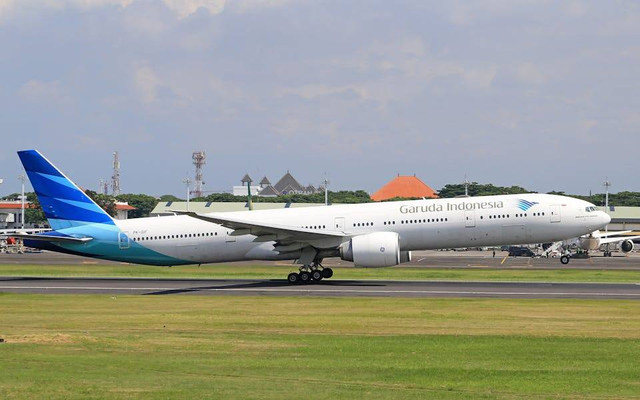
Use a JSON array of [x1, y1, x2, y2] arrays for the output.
[[9, 232, 93, 243]]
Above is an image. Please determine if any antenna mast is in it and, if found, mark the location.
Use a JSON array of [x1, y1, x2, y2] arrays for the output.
[[111, 151, 121, 196], [192, 151, 206, 198]]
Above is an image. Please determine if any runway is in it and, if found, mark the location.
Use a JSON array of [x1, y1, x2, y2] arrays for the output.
[[3, 250, 640, 270], [1, 277, 639, 299]]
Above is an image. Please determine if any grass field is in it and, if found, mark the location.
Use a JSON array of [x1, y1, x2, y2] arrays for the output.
[[1, 294, 639, 399], [0, 263, 639, 283]]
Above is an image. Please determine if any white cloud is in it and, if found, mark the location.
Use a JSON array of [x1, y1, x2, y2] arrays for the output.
[[0, 0, 134, 13], [320, 36, 497, 105], [17, 80, 69, 104], [0, 0, 224, 21], [162, 0, 225, 19], [564, 0, 588, 17], [133, 65, 160, 104], [447, 0, 552, 26], [278, 84, 356, 100], [462, 66, 497, 89], [515, 62, 548, 85], [232, 0, 302, 13]]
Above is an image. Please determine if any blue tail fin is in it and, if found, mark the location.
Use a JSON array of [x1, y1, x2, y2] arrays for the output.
[[17, 150, 115, 230]]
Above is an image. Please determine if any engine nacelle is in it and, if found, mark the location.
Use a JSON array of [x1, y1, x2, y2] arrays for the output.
[[621, 239, 634, 253], [340, 232, 401, 268]]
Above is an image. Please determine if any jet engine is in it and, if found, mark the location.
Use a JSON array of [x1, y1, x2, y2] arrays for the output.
[[621, 239, 634, 253], [340, 232, 403, 267]]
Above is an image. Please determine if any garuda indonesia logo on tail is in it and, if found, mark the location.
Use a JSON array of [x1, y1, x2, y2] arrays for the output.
[[515, 199, 538, 211]]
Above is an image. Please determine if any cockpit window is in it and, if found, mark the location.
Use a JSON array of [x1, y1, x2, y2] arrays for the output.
[[585, 206, 597, 212]]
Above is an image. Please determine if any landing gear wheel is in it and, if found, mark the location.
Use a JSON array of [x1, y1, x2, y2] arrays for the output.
[[321, 268, 333, 279], [311, 270, 323, 281], [560, 255, 570, 265], [299, 271, 311, 283], [287, 272, 300, 284]]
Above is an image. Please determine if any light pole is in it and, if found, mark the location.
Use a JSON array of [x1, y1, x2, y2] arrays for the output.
[[183, 178, 192, 211], [323, 176, 330, 206], [18, 174, 26, 229], [463, 175, 470, 197], [603, 178, 611, 234]]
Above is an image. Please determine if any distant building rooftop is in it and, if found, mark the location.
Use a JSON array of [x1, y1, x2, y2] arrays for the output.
[[371, 175, 438, 201]]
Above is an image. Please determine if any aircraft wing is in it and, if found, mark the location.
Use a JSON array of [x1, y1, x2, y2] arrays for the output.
[[598, 235, 640, 245], [597, 230, 632, 237], [7, 232, 93, 243], [172, 210, 347, 242]]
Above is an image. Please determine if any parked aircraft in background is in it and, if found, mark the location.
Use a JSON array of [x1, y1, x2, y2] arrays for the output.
[[571, 230, 640, 256], [10, 150, 610, 282]]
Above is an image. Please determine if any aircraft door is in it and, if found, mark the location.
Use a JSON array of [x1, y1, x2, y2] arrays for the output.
[[334, 217, 345, 232], [550, 206, 561, 223], [118, 231, 130, 249], [465, 211, 476, 228]]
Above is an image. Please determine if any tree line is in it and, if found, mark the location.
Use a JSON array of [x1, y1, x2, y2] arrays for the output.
[[2, 183, 639, 223]]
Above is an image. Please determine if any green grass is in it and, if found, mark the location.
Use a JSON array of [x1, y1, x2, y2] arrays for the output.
[[0, 263, 639, 283], [1, 295, 639, 399]]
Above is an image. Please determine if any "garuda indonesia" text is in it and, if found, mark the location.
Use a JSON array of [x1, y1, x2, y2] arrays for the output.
[[400, 200, 504, 214]]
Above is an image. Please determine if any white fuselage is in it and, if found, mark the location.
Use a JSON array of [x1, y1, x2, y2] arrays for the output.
[[113, 194, 610, 265]]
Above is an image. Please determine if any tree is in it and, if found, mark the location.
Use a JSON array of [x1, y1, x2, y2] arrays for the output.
[[549, 191, 640, 207], [195, 190, 373, 204], [24, 193, 46, 224], [116, 194, 158, 218], [85, 190, 117, 217], [158, 194, 184, 202], [1, 193, 20, 201], [438, 183, 533, 198]]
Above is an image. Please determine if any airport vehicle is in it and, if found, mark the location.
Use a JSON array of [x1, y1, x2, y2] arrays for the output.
[[507, 246, 535, 257], [11, 150, 610, 282]]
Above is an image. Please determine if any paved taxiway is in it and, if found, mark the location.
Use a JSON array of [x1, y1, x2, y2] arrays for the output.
[[3, 250, 640, 270], [1, 277, 639, 299]]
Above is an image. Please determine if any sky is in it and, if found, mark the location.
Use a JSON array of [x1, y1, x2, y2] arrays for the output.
[[0, 0, 639, 197]]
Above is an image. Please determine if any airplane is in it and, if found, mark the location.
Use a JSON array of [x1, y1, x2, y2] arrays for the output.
[[10, 150, 611, 283], [572, 229, 640, 256]]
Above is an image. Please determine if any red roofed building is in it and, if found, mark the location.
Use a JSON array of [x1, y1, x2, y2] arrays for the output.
[[115, 202, 136, 220], [371, 175, 438, 201]]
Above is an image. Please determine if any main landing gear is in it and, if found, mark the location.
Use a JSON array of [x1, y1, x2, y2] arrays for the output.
[[287, 263, 333, 284]]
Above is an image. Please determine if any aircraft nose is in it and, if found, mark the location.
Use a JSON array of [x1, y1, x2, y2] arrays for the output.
[[602, 212, 611, 225]]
